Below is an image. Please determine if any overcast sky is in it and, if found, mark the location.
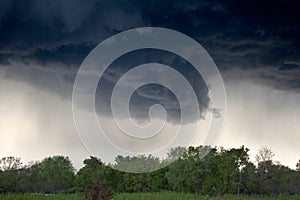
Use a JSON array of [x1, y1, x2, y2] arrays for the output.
[[0, 0, 299, 170]]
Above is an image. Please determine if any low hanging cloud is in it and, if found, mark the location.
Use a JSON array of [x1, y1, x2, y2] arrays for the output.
[[96, 49, 210, 124]]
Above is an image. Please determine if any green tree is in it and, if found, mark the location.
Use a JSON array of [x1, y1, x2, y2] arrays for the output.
[[34, 156, 75, 193], [196, 147, 221, 195], [165, 158, 190, 192], [241, 162, 259, 194], [218, 146, 249, 194], [114, 155, 162, 173], [256, 147, 275, 194], [164, 146, 187, 164], [74, 156, 105, 192], [165, 146, 221, 194], [0, 157, 23, 193], [145, 168, 168, 192], [74, 156, 123, 193]]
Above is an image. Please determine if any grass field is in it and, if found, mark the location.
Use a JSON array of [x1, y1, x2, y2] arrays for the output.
[[0, 192, 299, 200], [0, 193, 82, 200], [112, 192, 300, 200]]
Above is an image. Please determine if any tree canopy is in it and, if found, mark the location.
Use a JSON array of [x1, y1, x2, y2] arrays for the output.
[[0, 146, 300, 196]]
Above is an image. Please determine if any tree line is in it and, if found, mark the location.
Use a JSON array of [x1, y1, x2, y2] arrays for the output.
[[0, 146, 300, 196]]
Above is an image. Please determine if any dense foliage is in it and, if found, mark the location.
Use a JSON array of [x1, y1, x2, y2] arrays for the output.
[[0, 146, 300, 197], [1, 193, 300, 200]]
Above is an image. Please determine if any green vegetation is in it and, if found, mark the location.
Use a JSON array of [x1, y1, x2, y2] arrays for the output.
[[0, 146, 300, 199], [0, 193, 300, 200], [112, 192, 300, 200], [0, 193, 83, 200]]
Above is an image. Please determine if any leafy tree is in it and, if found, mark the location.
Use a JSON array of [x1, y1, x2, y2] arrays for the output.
[[0, 169, 18, 192], [17, 161, 41, 192], [256, 161, 296, 194], [240, 162, 259, 194], [114, 155, 162, 173], [164, 146, 187, 163], [218, 146, 249, 194], [293, 161, 300, 195], [1, 146, 300, 196], [185, 146, 220, 194], [255, 147, 275, 194], [165, 146, 220, 194], [165, 158, 190, 192], [33, 156, 75, 193], [74, 156, 105, 192], [0, 157, 23, 193], [145, 168, 168, 192], [197, 147, 222, 195], [74, 156, 124, 194]]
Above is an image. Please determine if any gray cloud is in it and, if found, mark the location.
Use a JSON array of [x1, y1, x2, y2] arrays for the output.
[[96, 49, 210, 124], [29, 0, 97, 32], [0, 0, 299, 123]]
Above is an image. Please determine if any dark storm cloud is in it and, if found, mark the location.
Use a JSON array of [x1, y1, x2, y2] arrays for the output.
[[0, 0, 146, 97], [0, 0, 145, 61], [96, 49, 210, 124], [0, 0, 299, 122]]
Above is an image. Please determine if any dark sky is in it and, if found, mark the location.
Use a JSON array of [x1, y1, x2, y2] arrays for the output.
[[1, 0, 299, 92], [0, 0, 299, 170]]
